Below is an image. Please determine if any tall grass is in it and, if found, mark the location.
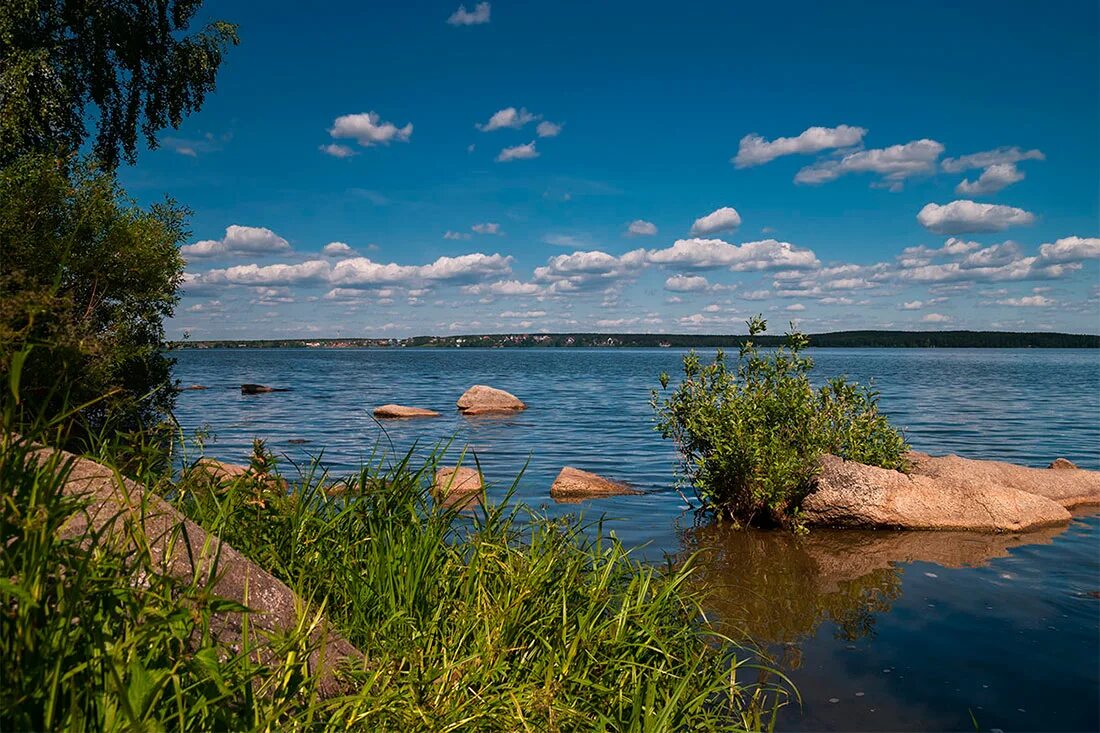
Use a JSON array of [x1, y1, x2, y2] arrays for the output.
[[1, 412, 788, 730]]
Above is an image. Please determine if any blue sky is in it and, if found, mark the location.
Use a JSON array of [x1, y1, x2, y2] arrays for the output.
[[119, 0, 1100, 338]]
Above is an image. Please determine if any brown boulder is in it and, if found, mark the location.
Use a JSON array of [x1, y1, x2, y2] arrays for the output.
[[456, 385, 526, 415], [802, 454, 1071, 532], [550, 466, 641, 502], [373, 404, 440, 419], [1049, 457, 1079, 471], [906, 451, 1100, 509], [432, 466, 483, 510], [194, 458, 250, 482]]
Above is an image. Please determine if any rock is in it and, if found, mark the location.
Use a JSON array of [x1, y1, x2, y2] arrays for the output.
[[373, 404, 440, 419], [1049, 457, 1079, 470], [906, 451, 1100, 509], [287, 438, 310, 445], [23, 440, 360, 696], [193, 458, 250, 482], [181, 384, 209, 391], [456, 385, 526, 415], [550, 466, 641, 502], [432, 466, 483, 510], [241, 383, 288, 395], [802, 454, 1072, 532]]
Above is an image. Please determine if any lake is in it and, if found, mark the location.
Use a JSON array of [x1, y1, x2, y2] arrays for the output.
[[173, 347, 1100, 732]]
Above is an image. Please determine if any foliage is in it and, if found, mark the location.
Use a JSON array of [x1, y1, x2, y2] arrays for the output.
[[0, 0, 238, 169], [654, 316, 908, 528], [0, 154, 187, 442]]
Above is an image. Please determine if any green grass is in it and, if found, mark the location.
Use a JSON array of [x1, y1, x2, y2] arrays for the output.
[[1, 424, 789, 731]]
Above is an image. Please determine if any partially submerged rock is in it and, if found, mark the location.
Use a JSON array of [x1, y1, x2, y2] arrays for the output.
[[1049, 457, 1079, 470], [241, 383, 288, 395], [373, 404, 440, 419], [180, 384, 209, 391], [432, 466, 483, 510], [550, 466, 641, 502], [456, 385, 526, 415], [802, 454, 1076, 532]]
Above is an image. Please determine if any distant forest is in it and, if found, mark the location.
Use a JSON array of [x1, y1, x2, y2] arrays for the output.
[[178, 330, 1100, 349]]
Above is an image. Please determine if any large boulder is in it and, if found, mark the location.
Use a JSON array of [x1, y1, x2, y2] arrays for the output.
[[456, 385, 526, 415], [550, 466, 641, 502], [906, 451, 1100, 509], [432, 466, 483, 510], [373, 404, 440, 419], [802, 454, 1072, 532], [1049, 458, 1079, 470]]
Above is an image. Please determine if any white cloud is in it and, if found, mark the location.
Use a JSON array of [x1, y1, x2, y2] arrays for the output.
[[956, 163, 1025, 196], [1037, 236, 1100, 263], [626, 219, 658, 237], [319, 143, 357, 158], [533, 249, 646, 290], [960, 242, 1023, 269], [444, 230, 472, 240], [536, 121, 562, 138], [471, 222, 502, 235], [181, 225, 291, 258], [499, 310, 546, 318], [917, 200, 1036, 235], [477, 107, 537, 132], [690, 207, 742, 236], [941, 146, 1045, 173], [205, 260, 330, 285], [646, 238, 819, 271], [447, 1, 490, 25], [418, 253, 513, 282], [664, 275, 711, 292], [786, 303, 806, 312], [997, 295, 1055, 307], [496, 141, 538, 162], [899, 300, 925, 310], [462, 279, 541, 296], [322, 242, 355, 258], [921, 313, 952, 323], [733, 125, 867, 167], [795, 139, 944, 190], [329, 112, 412, 147]]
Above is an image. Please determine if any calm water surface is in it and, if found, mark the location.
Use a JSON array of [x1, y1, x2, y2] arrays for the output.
[[174, 347, 1100, 732]]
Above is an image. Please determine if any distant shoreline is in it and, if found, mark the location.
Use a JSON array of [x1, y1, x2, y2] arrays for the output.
[[173, 330, 1100, 349]]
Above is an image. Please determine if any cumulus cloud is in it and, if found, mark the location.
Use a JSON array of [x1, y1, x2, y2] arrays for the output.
[[320, 143, 357, 158], [646, 238, 819, 271], [181, 225, 291, 258], [471, 222, 502, 235], [733, 125, 866, 168], [690, 207, 742, 236], [322, 242, 355, 258], [204, 260, 330, 286], [795, 139, 944, 190], [329, 112, 412, 147], [477, 107, 537, 132], [461, 279, 541, 296], [533, 249, 646, 291], [664, 275, 711, 292], [997, 295, 1055, 307], [625, 219, 657, 237], [899, 300, 925, 310], [447, 1, 490, 25], [921, 313, 952, 323], [1037, 236, 1100, 263], [786, 303, 806, 312], [536, 121, 562, 137], [497, 141, 538, 162], [941, 146, 1045, 173], [917, 200, 1036, 235], [499, 310, 547, 318], [955, 163, 1025, 196], [443, 230, 472, 240]]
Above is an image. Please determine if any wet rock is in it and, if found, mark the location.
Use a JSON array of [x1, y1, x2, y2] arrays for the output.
[[802, 454, 1073, 532], [1049, 457, 1079, 470], [456, 385, 526, 415], [287, 438, 310, 444], [241, 383, 288, 395], [432, 466, 483, 510], [550, 466, 641, 502], [907, 451, 1100, 509], [373, 404, 440, 419], [180, 384, 209, 391]]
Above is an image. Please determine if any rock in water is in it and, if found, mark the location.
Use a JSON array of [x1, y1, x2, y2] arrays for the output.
[[241, 383, 288, 394], [802, 454, 1074, 531], [550, 466, 641, 501], [1049, 457, 1079, 470], [181, 384, 209, 391], [373, 404, 440, 419], [432, 466, 483, 510], [456, 385, 526, 415]]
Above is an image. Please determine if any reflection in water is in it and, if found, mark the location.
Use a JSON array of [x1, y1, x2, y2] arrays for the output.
[[678, 522, 1070, 654]]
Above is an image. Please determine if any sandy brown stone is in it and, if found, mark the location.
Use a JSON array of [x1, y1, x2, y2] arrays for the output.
[[802, 454, 1072, 531], [373, 404, 440, 419], [194, 458, 250, 481], [432, 466, 484, 510], [1049, 457, 1079, 471], [24, 442, 360, 696], [456, 385, 526, 415], [550, 466, 641, 501], [180, 384, 209, 391], [907, 451, 1100, 509]]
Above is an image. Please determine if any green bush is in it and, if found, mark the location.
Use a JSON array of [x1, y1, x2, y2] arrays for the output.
[[653, 316, 907, 528]]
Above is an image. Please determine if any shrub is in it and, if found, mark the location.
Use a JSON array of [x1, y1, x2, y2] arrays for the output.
[[653, 316, 907, 528]]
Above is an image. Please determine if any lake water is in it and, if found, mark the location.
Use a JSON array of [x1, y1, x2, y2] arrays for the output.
[[173, 347, 1100, 732]]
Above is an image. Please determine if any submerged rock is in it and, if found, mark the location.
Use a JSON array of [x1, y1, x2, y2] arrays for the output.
[[550, 466, 641, 502], [456, 385, 526, 415], [1049, 457, 1079, 470], [241, 383, 288, 395], [802, 454, 1082, 532], [373, 404, 440, 419]]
